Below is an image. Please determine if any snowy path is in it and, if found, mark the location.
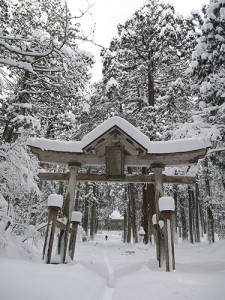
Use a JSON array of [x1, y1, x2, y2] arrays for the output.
[[102, 244, 117, 300], [103, 247, 116, 288], [0, 231, 225, 300]]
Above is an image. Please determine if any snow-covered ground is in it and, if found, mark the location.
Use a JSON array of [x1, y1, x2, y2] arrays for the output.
[[0, 230, 225, 300]]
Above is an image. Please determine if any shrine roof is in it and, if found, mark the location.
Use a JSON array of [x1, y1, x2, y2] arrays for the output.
[[27, 116, 210, 154]]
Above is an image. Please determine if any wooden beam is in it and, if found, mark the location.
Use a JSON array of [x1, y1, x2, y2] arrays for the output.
[[38, 172, 196, 184], [163, 175, 196, 185], [38, 172, 70, 181], [30, 146, 207, 167], [78, 173, 155, 183]]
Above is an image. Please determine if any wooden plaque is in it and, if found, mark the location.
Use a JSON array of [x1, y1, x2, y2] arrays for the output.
[[106, 146, 124, 178]]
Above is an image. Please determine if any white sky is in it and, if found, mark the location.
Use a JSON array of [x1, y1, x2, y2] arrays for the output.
[[67, 0, 207, 82]]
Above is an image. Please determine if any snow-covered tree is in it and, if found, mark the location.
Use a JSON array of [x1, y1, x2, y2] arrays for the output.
[[0, 138, 40, 233], [189, 0, 225, 169], [0, 0, 94, 142], [101, 0, 203, 140]]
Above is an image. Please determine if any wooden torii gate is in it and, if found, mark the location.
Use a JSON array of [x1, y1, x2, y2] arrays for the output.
[[28, 116, 210, 271]]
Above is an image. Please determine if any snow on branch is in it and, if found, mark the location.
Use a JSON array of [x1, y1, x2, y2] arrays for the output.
[[0, 40, 53, 58], [0, 58, 34, 73]]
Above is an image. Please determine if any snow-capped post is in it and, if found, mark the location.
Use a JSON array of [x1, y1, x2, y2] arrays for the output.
[[159, 196, 175, 272], [62, 162, 81, 264], [69, 211, 82, 260], [152, 214, 165, 266], [138, 226, 145, 243], [152, 164, 164, 268], [43, 194, 63, 264]]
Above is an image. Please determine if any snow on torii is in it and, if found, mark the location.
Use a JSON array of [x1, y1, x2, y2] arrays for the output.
[[28, 116, 210, 168]]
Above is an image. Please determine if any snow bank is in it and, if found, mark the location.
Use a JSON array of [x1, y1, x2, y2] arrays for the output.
[[0, 224, 34, 260], [1, 231, 225, 300]]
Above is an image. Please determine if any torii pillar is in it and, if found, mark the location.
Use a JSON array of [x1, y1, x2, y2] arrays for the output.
[[62, 162, 81, 263], [152, 164, 165, 268]]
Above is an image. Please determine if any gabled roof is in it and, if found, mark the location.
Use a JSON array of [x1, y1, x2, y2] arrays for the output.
[[81, 116, 150, 151], [27, 116, 211, 154]]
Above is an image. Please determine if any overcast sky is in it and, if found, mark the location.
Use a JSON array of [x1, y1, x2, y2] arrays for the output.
[[67, 0, 207, 82]]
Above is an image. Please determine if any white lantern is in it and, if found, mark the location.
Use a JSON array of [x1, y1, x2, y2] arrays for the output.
[[47, 194, 63, 208], [159, 196, 175, 212], [71, 211, 82, 223]]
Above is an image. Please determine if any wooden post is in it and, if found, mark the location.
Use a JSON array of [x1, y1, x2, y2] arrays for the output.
[[62, 163, 81, 263], [159, 196, 175, 272], [43, 194, 63, 264], [43, 206, 60, 264], [162, 211, 175, 272], [152, 215, 165, 266], [152, 164, 164, 267], [69, 211, 82, 261], [69, 222, 78, 260]]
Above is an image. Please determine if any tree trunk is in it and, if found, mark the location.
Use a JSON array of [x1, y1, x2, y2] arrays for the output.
[[127, 201, 132, 243], [173, 185, 178, 234], [90, 199, 96, 240], [195, 180, 201, 242], [148, 72, 155, 106], [123, 210, 127, 243], [204, 158, 215, 243], [188, 186, 194, 244], [142, 167, 149, 244], [180, 200, 188, 241], [127, 167, 138, 243], [83, 181, 89, 237], [148, 184, 155, 244]]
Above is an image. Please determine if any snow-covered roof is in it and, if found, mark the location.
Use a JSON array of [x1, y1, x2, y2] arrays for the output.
[[28, 138, 83, 153], [148, 139, 210, 154], [81, 116, 150, 150], [110, 210, 123, 220], [27, 116, 211, 154]]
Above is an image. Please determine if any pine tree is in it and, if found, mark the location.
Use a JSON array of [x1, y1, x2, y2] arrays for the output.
[[101, 0, 202, 138], [0, 0, 94, 142], [189, 0, 225, 168]]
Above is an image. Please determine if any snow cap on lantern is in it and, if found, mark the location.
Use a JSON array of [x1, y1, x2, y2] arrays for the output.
[[47, 194, 63, 208], [159, 196, 175, 212], [71, 211, 82, 223], [158, 220, 164, 229]]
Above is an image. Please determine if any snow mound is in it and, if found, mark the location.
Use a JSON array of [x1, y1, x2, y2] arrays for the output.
[[0, 224, 33, 260]]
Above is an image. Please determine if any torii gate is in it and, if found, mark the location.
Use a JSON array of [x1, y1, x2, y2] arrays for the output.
[[28, 116, 210, 271]]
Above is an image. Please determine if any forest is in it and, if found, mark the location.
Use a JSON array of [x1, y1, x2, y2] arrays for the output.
[[0, 0, 225, 252]]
